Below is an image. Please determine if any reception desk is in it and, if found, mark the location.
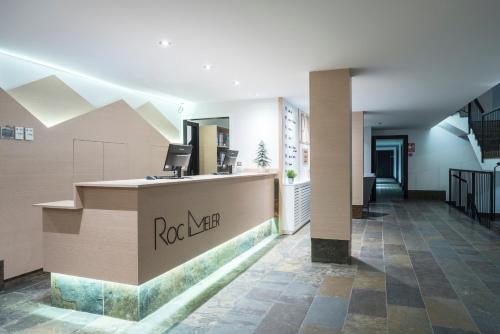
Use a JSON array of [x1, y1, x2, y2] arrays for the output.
[[35, 172, 277, 320]]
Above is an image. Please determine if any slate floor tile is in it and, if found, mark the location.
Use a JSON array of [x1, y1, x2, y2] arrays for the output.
[[386, 281, 425, 308], [255, 302, 308, 334], [245, 287, 282, 303], [352, 271, 385, 292], [432, 326, 480, 334], [348, 289, 386, 318], [302, 296, 348, 330], [342, 313, 386, 334], [356, 258, 385, 273], [387, 305, 432, 334], [424, 297, 479, 332], [279, 282, 317, 305], [317, 276, 353, 298], [300, 325, 341, 334]]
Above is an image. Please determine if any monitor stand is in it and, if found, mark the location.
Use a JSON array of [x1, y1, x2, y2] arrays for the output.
[[154, 166, 189, 179]]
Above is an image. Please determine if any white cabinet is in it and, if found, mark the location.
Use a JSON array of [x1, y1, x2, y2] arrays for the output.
[[282, 180, 311, 234]]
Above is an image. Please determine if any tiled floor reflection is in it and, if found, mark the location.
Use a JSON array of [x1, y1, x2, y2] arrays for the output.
[[2, 199, 500, 333]]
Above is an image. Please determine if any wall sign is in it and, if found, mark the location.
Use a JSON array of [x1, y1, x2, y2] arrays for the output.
[[0, 125, 33, 141], [0, 126, 14, 139], [15, 127, 24, 140], [24, 128, 34, 141], [283, 103, 299, 176], [154, 210, 221, 250], [408, 143, 415, 156]]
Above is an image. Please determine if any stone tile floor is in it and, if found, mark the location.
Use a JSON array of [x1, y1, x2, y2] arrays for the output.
[[2, 199, 500, 333]]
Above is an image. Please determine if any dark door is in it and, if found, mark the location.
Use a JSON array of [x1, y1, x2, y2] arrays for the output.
[[376, 150, 394, 178], [183, 121, 199, 175]]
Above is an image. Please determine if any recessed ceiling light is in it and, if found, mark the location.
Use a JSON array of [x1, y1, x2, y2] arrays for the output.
[[203, 64, 212, 70], [234, 80, 240, 86], [158, 40, 171, 47], [255, 93, 260, 97]]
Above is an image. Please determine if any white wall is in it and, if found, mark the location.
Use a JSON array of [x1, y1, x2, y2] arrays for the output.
[[373, 126, 482, 197], [363, 126, 372, 174], [185, 99, 280, 170]]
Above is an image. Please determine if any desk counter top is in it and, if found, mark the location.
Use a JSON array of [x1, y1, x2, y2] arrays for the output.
[[73, 171, 277, 189]]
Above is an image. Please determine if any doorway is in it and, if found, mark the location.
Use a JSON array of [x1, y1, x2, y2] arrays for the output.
[[183, 117, 230, 175], [371, 135, 408, 201]]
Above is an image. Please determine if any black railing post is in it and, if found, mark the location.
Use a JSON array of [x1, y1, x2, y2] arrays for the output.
[[472, 172, 476, 219], [448, 169, 451, 203], [491, 172, 495, 227], [468, 103, 471, 134], [458, 171, 462, 209], [481, 116, 485, 162]]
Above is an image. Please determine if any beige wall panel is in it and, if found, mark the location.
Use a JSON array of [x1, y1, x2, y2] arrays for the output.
[[0, 88, 170, 279], [151, 145, 170, 176], [104, 142, 129, 181], [310, 69, 352, 241], [137, 175, 275, 284], [352, 112, 364, 206], [73, 140, 104, 183], [43, 208, 138, 284]]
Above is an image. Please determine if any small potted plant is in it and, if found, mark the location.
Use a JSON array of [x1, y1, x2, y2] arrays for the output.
[[286, 170, 297, 184]]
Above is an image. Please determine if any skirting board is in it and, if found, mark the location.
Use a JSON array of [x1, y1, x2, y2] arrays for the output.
[[408, 190, 446, 201], [352, 205, 363, 219]]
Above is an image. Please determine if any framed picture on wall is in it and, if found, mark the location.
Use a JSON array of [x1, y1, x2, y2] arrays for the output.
[[15, 127, 24, 140], [300, 112, 310, 144], [25, 128, 34, 141], [303, 147, 309, 165], [1, 126, 14, 139]]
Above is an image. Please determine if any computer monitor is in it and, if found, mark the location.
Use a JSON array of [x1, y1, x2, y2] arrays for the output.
[[222, 150, 238, 174], [163, 144, 193, 178]]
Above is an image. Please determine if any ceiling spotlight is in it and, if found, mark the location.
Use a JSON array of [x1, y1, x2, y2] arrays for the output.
[[203, 64, 212, 70], [234, 80, 240, 86], [255, 93, 260, 97], [158, 40, 171, 47]]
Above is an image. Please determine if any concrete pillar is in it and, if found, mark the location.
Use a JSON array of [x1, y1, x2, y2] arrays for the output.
[[352, 112, 364, 218], [310, 69, 352, 264]]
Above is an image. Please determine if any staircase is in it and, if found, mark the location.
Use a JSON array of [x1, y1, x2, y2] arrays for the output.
[[467, 99, 500, 161], [439, 99, 500, 229]]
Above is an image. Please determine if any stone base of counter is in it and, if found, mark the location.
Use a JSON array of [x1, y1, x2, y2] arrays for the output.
[[50, 218, 277, 321]]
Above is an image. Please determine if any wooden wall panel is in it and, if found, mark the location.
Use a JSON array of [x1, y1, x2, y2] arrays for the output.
[[310, 69, 352, 241], [104, 142, 129, 181], [0, 89, 170, 279], [352, 112, 364, 206], [73, 140, 104, 183], [151, 145, 169, 176]]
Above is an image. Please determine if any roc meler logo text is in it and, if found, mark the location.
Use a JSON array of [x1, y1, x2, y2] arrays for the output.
[[154, 210, 220, 250]]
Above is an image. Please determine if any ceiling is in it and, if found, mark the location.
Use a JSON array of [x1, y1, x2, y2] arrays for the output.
[[2, 0, 500, 129]]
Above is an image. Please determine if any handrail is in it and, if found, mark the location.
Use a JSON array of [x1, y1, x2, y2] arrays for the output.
[[474, 99, 485, 113], [482, 106, 500, 117], [452, 174, 467, 182], [450, 168, 492, 174], [448, 168, 494, 228]]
